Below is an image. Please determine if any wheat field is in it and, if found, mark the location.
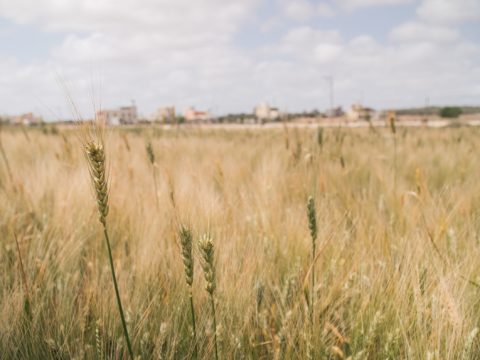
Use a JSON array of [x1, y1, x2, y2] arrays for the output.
[[1, 124, 480, 359]]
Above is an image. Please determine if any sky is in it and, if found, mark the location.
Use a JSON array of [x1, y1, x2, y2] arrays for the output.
[[0, 0, 479, 120]]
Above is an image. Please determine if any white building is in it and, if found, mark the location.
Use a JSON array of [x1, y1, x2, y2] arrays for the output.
[[8, 112, 42, 125], [152, 106, 176, 123], [96, 105, 138, 125], [346, 104, 375, 121], [254, 103, 280, 121], [184, 107, 211, 122]]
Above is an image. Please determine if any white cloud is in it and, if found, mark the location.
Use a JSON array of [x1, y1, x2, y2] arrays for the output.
[[317, 3, 335, 17], [417, 0, 480, 24], [0, 0, 254, 35], [0, 0, 478, 117], [338, 0, 413, 10], [0, 0, 261, 117], [314, 43, 343, 62], [277, 26, 342, 55], [284, 1, 335, 21], [265, 26, 480, 109], [389, 22, 459, 43], [285, 0, 316, 21]]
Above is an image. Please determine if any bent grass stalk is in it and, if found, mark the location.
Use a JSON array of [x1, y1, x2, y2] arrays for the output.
[[199, 235, 219, 360], [84, 140, 134, 359], [179, 225, 198, 358]]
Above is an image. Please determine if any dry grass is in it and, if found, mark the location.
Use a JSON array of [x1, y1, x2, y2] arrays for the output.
[[0, 124, 480, 358]]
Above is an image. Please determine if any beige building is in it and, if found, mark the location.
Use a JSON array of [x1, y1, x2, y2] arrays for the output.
[[346, 104, 375, 121], [9, 112, 42, 125], [96, 105, 137, 125], [153, 106, 176, 123], [254, 103, 280, 121], [184, 107, 211, 122]]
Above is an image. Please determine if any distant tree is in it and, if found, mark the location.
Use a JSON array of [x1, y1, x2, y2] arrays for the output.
[[439, 107, 462, 118]]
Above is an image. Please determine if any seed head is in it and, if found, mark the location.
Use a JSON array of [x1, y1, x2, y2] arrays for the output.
[[317, 127, 323, 148], [179, 225, 194, 287], [85, 141, 109, 226], [307, 196, 317, 244], [389, 113, 396, 134], [199, 235, 216, 295], [146, 142, 155, 165]]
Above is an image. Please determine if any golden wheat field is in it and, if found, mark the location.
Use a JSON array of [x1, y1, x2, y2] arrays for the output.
[[1, 124, 480, 359]]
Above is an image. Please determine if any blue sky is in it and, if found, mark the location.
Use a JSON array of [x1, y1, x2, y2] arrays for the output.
[[0, 0, 479, 119]]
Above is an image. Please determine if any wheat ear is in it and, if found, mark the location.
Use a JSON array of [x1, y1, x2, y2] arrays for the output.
[[199, 234, 219, 360], [179, 225, 198, 358], [85, 140, 134, 359]]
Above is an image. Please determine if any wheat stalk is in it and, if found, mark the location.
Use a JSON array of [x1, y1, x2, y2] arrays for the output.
[[84, 139, 134, 359], [199, 234, 219, 360], [145, 141, 160, 210], [389, 112, 397, 195], [306, 196, 317, 325], [179, 225, 198, 358], [14, 232, 32, 320]]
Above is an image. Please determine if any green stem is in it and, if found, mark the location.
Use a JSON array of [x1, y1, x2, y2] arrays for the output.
[[311, 242, 315, 326], [189, 291, 198, 359], [210, 295, 219, 360], [103, 227, 134, 359]]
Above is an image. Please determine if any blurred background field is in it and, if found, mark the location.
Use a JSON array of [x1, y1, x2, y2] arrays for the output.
[[1, 125, 480, 359]]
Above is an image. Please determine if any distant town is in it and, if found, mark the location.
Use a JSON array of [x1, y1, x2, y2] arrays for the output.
[[1, 103, 480, 127]]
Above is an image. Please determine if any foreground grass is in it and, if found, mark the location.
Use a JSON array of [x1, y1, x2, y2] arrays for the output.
[[1, 124, 480, 359]]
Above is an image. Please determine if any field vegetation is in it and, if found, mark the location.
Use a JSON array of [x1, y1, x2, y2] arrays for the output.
[[1, 124, 480, 359]]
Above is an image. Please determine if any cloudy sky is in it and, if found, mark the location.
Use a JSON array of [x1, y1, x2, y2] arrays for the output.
[[0, 0, 479, 119]]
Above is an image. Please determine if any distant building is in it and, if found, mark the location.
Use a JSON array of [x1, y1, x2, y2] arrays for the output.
[[325, 106, 344, 118], [254, 103, 280, 121], [96, 105, 138, 125], [184, 107, 211, 122], [9, 112, 42, 126], [346, 104, 375, 121], [153, 106, 176, 123]]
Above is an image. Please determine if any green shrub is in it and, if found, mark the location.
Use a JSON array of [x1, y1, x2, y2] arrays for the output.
[[439, 107, 462, 118]]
